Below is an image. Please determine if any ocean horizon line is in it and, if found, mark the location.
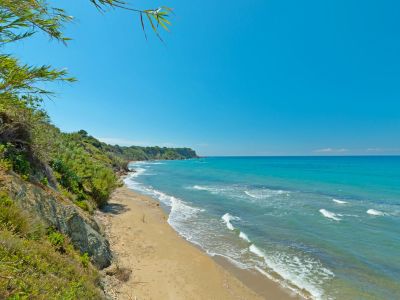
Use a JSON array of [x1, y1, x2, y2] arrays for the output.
[[197, 154, 400, 158]]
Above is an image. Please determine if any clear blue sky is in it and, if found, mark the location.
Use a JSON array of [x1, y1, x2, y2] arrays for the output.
[[9, 0, 400, 156]]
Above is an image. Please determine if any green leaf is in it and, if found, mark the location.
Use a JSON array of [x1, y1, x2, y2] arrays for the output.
[[140, 12, 147, 40]]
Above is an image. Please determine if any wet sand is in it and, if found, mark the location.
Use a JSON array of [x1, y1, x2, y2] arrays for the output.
[[97, 186, 298, 300]]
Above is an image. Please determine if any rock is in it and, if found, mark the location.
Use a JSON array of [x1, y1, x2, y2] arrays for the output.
[[103, 264, 132, 282], [2, 171, 112, 269]]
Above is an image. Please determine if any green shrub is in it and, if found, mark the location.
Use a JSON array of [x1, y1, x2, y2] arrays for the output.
[[48, 231, 65, 247], [59, 186, 75, 201], [0, 191, 13, 206], [51, 137, 118, 208], [0, 158, 12, 171], [51, 159, 81, 194], [0, 143, 32, 179], [80, 252, 90, 268], [0, 231, 101, 299], [12, 153, 31, 177], [0, 144, 12, 171], [40, 176, 49, 186], [0, 192, 29, 236], [75, 200, 90, 212], [46, 227, 67, 252], [0, 197, 102, 299]]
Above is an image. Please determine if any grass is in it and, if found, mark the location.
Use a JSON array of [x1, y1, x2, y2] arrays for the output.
[[0, 192, 103, 299]]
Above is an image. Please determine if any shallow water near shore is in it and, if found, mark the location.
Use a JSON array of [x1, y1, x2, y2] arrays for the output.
[[125, 156, 400, 300]]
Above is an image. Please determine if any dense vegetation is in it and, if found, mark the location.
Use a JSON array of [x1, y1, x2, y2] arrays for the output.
[[78, 130, 198, 161], [0, 1, 195, 298], [0, 102, 197, 209]]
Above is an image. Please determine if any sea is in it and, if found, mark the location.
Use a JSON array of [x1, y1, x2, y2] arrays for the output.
[[124, 156, 400, 300]]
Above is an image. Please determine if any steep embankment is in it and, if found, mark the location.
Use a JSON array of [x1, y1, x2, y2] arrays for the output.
[[1, 170, 112, 268], [0, 171, 105, 299]]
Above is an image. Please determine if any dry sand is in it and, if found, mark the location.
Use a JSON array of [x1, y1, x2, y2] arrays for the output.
[[97, 186, 297, 300]]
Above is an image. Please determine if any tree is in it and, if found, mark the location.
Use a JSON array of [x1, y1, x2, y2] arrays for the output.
[[0, 0, 172, 185], [0, 0, 172, 101], [0, 0, 172, 44]]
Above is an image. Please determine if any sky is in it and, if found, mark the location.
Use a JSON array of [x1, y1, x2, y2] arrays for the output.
[[9, 0, 400, 156]]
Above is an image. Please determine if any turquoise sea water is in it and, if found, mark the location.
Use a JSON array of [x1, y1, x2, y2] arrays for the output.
[[125, 157, 400, 300]]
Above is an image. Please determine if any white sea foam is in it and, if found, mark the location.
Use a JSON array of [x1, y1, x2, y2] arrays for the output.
[[367, 209, 385, 216], [124, 175, 203, 229], [192, 185, 211, 191], [192, 185, 228, 194], [319, 209, 341, 221], [130, 167, 146, 177], [244, 190, 263, 199], [209, 253, 251, 269], [239, 231, 251, 243], [249, 244, 332, 299], [332, 198, 348, 204], [192, 185, 289, 202], [128, 161, 146, 165], [168, 196, 203, 224], [254, 266, 306, 299], [249, 244, 265, 258], [141, 189, 204, 225], [221, 213, 240, 231], [245, 189, 289, 199], [341, 214, 360, 218]]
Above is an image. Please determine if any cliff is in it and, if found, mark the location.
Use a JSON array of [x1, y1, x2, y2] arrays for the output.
[[1, 170, 112, 269]]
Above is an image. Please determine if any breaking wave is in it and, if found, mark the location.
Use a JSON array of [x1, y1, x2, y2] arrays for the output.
[[332, 198, 348, 204], [367, 209, 385, 216], [319, 209, 341, 221], [221, 213, 240, 230], [244, 189, 289, 199]]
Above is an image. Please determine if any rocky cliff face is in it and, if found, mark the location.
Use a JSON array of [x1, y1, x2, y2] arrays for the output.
[[1, 171, 112, 269]]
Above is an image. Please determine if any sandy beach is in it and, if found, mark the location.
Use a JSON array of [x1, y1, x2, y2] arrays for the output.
[[97, 186, 297, 300]]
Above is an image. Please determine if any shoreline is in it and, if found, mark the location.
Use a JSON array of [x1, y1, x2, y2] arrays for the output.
[[97, 185, 299, 299]]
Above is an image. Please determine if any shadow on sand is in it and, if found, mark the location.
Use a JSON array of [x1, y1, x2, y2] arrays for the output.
[[101, 203, 129, 215]]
